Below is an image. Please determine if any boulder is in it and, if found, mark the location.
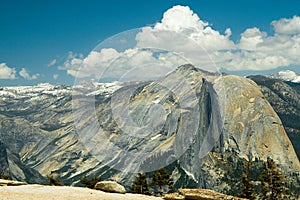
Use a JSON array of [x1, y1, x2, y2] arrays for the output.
[[94, 180, 126, 194], [178, 188, 247, 200]]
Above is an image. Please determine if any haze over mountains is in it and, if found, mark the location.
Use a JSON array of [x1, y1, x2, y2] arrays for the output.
[[0, 65, 299, 197]]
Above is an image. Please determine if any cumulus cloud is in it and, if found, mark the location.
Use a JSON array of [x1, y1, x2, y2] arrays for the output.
[[224, 22, 300, 70], [58, 5, 300, 79], [58, 6, 230, 78], [19, 68, 39, 80], [136, 5, 235, 51], [272, 16, 300, 35], [238, 28, 267, 50], [59, 48, 188, 80], [0, 63, 17, 79], [58, 49, 121, 78], [213, 50, 290, 71]]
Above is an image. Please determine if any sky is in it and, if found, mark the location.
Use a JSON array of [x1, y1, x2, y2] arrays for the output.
[[1, 0, 300, 86]]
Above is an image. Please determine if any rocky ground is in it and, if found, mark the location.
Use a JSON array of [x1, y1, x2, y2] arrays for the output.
[[0, 185, 248, 200], [0, 179, 246, 200], [0, 184, 162, 200]]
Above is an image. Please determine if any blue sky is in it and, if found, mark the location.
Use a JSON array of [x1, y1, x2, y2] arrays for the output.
[[1, 0, 300, 85]]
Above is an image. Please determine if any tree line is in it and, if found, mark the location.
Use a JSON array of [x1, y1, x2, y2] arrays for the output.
[[3, 156, 295, 199], [238, 158, 291, 200]]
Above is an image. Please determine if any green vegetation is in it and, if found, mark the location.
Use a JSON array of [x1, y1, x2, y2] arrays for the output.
[[259, 158, 289, 200], [47, 175, 62, 186], [0, 168, 11, 180], [130, 173, 150, 195], [80, 176, 101, 189], [151, 167, 173, 196], [130, 167, 173, 196], [0, 173, 11, 180], [238, 161, 255, 200], [235, 158, 290, 200]]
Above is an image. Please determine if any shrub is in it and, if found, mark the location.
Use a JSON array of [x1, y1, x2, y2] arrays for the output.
[[47, 175, 62, 186], [130, 173, 150, 195], [0, 168, 11, 180], [151, 168, 173, 196], [80, 176, 101, 189]]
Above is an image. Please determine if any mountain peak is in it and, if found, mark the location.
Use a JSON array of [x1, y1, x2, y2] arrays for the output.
[[176, 64, 198, 72]]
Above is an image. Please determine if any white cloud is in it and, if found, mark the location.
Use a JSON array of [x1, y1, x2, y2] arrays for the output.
[[107, 48, 188, 81], [272, 16, 300, 35], [48, 59, 57, 67], [58, 6, 300, 78], [136, 5, 235, 52], [58, 48, 188, 80], [213, 50, 290, 71], [221, 21, 300, 70], [156, 5, 208, 32], [59, 49, 121, 78], [19, 68, 39, 80], [53, 74, 59, 80], [238, 28, 267, 50], [0, 63, 17, 79], [135, 5, 300, 71]]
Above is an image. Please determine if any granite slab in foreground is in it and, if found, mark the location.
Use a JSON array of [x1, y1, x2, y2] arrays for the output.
[[0, 184, 162, 200]]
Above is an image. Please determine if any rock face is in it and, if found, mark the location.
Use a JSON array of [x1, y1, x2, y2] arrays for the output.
[[0, 140, 45, 183], [173, 73, 300, 193], [249, 75, 300, 159], [0, 65, 299, 196], [0, 141, 9, 176], [94, 181, 126, 194], [0, 84, 99, 184], [218, 75, 299, 169]]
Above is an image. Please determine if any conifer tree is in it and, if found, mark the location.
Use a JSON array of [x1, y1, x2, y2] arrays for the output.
[[238, 161, 256, 200], [130, 173, 150, 195], [259, 158, 289, 200], [151, 168, 173, 196]]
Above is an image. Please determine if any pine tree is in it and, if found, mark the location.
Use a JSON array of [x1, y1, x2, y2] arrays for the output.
[[130, 173, 150, 195], [259, 158, 289, 200], [151, 168, 173, 196], [238, 161, 256, 200]]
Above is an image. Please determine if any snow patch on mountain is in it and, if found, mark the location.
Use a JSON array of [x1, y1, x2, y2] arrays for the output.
[[0, 82, 124, 99], [85, 81, 122, 96], [270, 70, 300, 83]]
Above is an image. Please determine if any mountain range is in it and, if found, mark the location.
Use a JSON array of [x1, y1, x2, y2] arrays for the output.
[[0, 66, 299, 197]]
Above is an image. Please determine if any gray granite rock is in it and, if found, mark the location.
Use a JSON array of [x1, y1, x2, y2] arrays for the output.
[[94, 181, 126, 194]]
